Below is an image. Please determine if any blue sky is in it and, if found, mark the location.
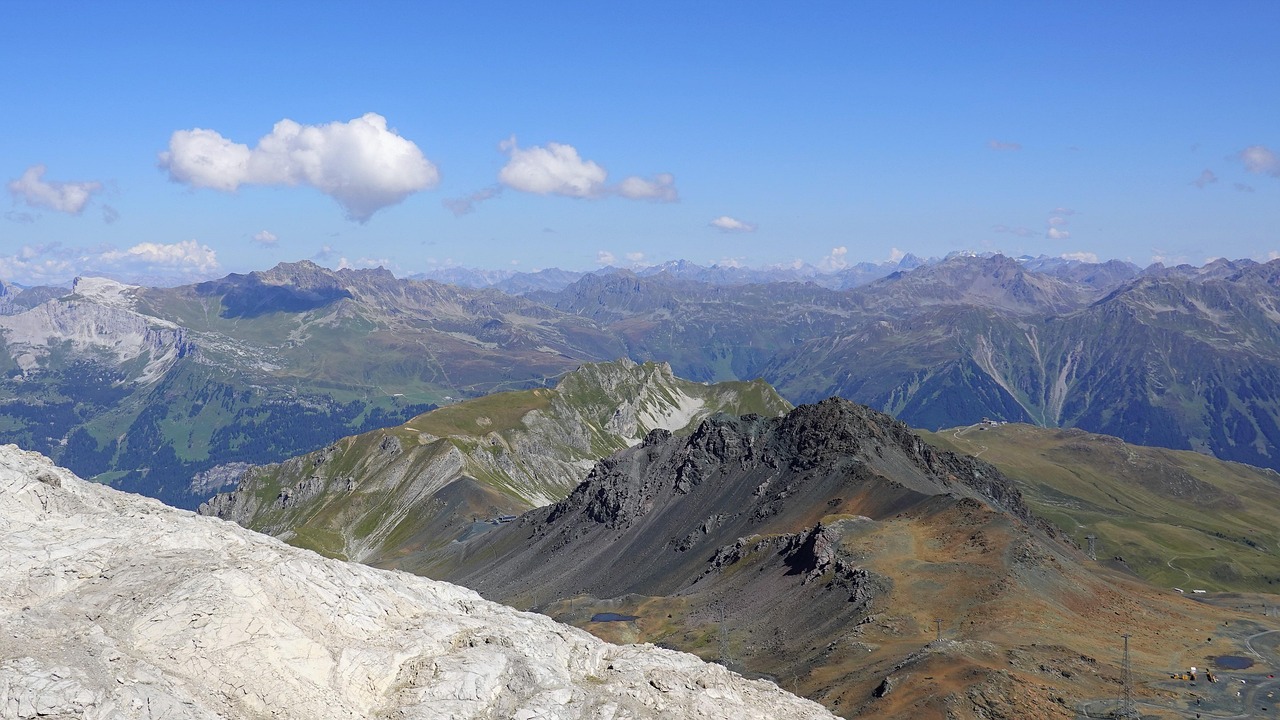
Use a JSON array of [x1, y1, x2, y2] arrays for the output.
[[2, 1, 1278, 285]]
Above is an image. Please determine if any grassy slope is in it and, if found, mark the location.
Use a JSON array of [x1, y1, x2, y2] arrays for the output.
[[218, 361, 792, 562], [921, 422, 1280, 592]]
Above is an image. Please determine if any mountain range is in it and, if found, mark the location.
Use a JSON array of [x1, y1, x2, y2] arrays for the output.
[[2, 252, 1279, 508]]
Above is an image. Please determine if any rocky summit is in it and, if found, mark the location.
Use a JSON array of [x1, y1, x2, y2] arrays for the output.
[[426, 399, 1267, 718], [0, 444, 833, 720]]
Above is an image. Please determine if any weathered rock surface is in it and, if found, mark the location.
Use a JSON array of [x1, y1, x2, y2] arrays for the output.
[[0, 444, 834, 720]]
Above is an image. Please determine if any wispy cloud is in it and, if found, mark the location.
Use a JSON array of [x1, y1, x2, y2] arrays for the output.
[[992, 225, 1033, 237], [709, 215, 757, 233], [617, 173, 678, 202], [986, 140, 1022, 151], [312, 244, 339, 261], [1060, 251, 1099, 263], [1192, 169, 1218, 188], [443, 185, 503, 216], [158, 113, 439, 222], [7, 164, 103, 215]]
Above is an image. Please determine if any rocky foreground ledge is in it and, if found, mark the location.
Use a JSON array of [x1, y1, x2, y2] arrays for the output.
[[0, 445, 833, 719]]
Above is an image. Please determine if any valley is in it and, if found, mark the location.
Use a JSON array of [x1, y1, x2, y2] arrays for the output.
[[4, 255, 1280, 717], [6, 254, 1280, 511], [203, 372, 1280, 718], [8, 7, 1276, 718]]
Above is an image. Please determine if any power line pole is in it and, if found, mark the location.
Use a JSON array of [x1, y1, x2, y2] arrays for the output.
[[935, 618, 943, 643], [1118, 633, 1139, 719]]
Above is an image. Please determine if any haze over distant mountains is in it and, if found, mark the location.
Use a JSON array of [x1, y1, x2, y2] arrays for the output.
[[2, 252, 1279, 508], [411, 252, 930, 294]]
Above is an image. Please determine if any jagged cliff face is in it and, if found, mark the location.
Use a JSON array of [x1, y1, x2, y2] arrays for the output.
[[439, 398, 1044, 599], [198, 359, 791, 564], [0, 278, 194, 383], [0, 444, 833, 720]]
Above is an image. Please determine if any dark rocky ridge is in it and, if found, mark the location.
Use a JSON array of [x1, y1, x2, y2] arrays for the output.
[[432, 399, 1046, 597], [404, 397, 1152, 718]]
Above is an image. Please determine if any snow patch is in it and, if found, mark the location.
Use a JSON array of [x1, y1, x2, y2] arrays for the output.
[[635, 390, 708, 441]]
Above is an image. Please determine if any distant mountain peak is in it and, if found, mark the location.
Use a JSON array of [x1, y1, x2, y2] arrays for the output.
[[70, 276, 140, 308]]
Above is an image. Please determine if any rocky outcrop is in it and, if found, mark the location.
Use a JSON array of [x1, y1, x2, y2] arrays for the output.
[[0, 290, 195, 382], [424, 396, 1092, 716], [198, 360, 791, 564], [0, 444, 834, 720]]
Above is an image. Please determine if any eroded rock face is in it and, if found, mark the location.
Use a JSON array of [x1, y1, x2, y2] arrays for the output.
[[0, 445, 834, 720]]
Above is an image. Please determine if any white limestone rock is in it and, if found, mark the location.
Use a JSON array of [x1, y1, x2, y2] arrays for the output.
[[0, 445, 834, 720]]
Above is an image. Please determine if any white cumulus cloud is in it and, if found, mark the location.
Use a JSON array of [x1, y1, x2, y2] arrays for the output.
[[252, 230, 278, 247], [158, 113, 439, 222], [497, 136, 677, 202], [100, 240, 219, 274], [709, 215, 757, 233], [625, 252, 646, 264], [498, 137, 607, 198], [596, 250, 617, 265], [1047, 227, 1071, 240], [7, 164, 103, 214], [819, 246, 849, 272], [1240, 145, 1280, 176]]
